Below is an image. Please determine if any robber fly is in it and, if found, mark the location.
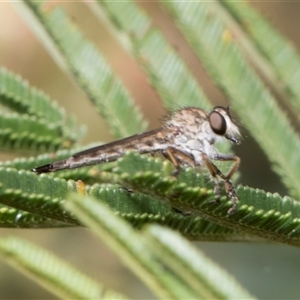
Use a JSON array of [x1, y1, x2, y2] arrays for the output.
[[33, 106, 241, 214]]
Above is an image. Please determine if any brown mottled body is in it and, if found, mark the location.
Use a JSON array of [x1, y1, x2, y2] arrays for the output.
[[33, 106, 241, 214]]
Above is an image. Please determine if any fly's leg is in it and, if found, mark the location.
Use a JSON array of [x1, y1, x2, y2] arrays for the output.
[[165, 148, 181, 176], [164, 148, 194, 215], [213, 154, 240, 214], [203, 153, 240, 214], [202, 155, 222, 203], [214, 154, 241, 182], [164, 147, 194, 176]]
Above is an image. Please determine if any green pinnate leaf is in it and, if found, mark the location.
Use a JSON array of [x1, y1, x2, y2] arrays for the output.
[[18, 2, 147, 139], [0, 68, 84, 145], [0, 236, 125, 299]]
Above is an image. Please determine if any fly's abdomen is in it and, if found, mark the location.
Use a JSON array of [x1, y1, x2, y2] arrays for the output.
[[32, 128, 169, 174]]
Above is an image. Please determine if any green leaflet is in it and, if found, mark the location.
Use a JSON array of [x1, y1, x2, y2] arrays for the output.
[[116, 152, 300, 246], [146, 225, 255, 299], [0, 113, 65, 152], [0, 165, 244, 240], [64, 193, 208, 299], [19, 1, 147, 139], [98, 1, 211, 110], [0, 237, 125, 299], [221, 0, 300, 112], [0, 68, 64, 122], [3, 150, 300, 245], [0, 168, 79, 225], [0, 68, 84, 146], [162, 1, 300, 199], [0, 206, 70, 228], [89, 183, 245, 241], [65, 193, 254, 299]]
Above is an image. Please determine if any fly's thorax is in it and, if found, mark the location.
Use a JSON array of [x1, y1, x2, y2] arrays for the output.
[[170, 121, 218, 165], [165, 107, 207, 130], [165, 107, 210, 141], [164, 107, 220, 155]]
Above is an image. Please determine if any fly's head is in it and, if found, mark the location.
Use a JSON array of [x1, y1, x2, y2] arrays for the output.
[[208, 106, 241, 144]]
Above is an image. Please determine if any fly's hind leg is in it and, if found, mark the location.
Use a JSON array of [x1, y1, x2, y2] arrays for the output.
[[203, 153, 240, 214], [202, 154, 222, 204]]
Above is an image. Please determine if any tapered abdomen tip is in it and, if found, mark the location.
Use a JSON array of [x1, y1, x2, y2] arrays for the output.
[[32, 164, 53, 174]]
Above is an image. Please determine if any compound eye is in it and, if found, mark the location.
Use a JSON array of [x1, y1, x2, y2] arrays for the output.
[[209, 111, 227, 135]]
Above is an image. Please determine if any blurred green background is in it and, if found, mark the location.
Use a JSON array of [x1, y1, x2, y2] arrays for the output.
[[0, 2, 300, 299]]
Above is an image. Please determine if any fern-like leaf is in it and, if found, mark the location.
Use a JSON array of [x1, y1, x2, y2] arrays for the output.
[[0, 68, 84, 148], [97, 1, 211, 110], [0, 164, 244, 240], [0, 168, 80, 225], [0, 206, 70, 228], [0, 113, 67, 152], [16, 1, 147, 139], [116, 152, 300, 247], [0, 237, 126, 299], [0, 68, 64, 122], [65, 193, 254, 299], [146, 225, 255, 299], [221, 0, 300, 113]]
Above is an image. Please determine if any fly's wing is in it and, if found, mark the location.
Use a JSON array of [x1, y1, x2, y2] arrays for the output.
[[32, 127, 172, 173]]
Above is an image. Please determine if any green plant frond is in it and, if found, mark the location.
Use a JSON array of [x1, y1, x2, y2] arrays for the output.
[[0, 68, 64, 121], [146, 225, 255, 299], [0, 68, 84, 144], [162, 1, 300, 199], [19, 1, 147, 139], [0, 161, 247, 240], [0, 113, 69, 152], [97, 1, 211, 110], [88, 183, 252, 241], [88, 184, 171, 215], [221, 0, 300, 112], [0, 168, 80, 225], [0, 206, 71, 228], [123, 211, 259, 242], [116, 152, 300, 247], [65, 193, 208, 299], [0, 237, 126, 299]]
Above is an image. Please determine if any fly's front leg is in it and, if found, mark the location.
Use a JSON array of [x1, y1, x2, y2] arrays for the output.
[[165, 148, 181, 176], [164, 147, 194, 176], [212, 153, 240, 214]]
